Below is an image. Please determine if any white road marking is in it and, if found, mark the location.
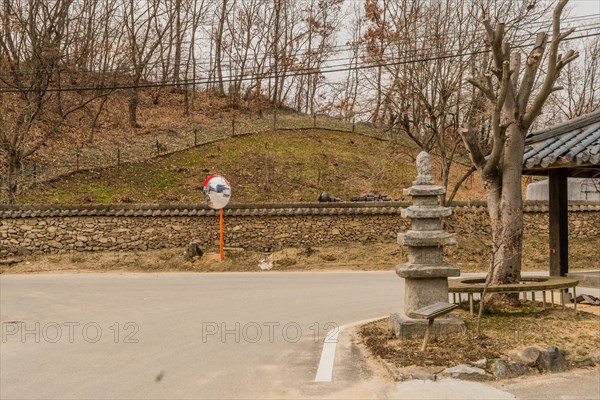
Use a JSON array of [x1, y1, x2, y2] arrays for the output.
[[314, 316, 387, 382]]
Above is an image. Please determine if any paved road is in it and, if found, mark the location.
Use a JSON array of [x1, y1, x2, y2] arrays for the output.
[[1, 272, 599, 400], [0, 272, 402, 399]]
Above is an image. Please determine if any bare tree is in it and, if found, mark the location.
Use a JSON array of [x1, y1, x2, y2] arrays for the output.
[[460, 0, 579, 301], [211, 0, 229, 95], [184, 0, 209, 115], [550, 36, 600, 120], [379, 0, 481, 204], [292, 0, 343, 114], [360, 0, 390, 124], [122, 0, 172, 128], [0, 0, 110, 202], [331, 3, 363, 120]]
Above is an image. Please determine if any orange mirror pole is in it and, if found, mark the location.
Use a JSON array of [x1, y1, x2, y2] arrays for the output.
[[219, 208, 224, 261]]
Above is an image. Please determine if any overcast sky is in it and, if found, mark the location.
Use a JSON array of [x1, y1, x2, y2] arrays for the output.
[[569, 0, 600, 16]]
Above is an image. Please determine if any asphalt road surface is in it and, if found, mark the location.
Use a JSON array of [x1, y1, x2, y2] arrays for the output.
[[1, 271, 402, 399], [2, 271, 599, 400]]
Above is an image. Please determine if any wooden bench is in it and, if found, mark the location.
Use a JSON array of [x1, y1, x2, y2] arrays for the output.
[[448, 276, 580, 316], [409, 302, 458, 351]]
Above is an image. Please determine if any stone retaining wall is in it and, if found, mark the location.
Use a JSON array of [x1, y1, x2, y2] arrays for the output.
[[1, 203, 599, 256]]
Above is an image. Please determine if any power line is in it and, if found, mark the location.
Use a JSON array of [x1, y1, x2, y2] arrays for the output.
[[1, 30, 599, 94], [2, 12, 598, 76], [3, 21, 599, 83]]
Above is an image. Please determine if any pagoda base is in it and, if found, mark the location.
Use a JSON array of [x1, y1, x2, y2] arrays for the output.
[[389, 312, 466, 340]]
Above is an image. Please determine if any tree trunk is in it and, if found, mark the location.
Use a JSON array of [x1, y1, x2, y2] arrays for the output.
[[128, 88, 140, 128], [214, 0, 228, 96], [173, 0, 182, 89], [462, 0, 578, 307], [6, 150, 22, 204], [184, 86, 190, 116], [488, 124, 525, 305], [89, 96, 108, 143]]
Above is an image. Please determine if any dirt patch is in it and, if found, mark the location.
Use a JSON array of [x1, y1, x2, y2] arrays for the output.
[[2, 234, 598, 274], [358, 303, 600, 370], [0, 243, 399, 274]]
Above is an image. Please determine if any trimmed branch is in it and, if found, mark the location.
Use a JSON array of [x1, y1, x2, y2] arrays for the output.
[[483, 60, 511, 178], [483, 20, 505, 69], [558, 27, 576, 42], [557, 49, 579, 70], [524, 0, 579, 128], [509, 51, 520, 95], [459, 124, 486, 169], [517, 32, 547, 115]]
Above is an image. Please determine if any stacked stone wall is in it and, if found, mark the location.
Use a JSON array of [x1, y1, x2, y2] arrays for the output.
[[1, 203, 599, 256]]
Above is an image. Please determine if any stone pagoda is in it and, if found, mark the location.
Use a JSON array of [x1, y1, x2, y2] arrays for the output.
[[390, 151, 465, 339]]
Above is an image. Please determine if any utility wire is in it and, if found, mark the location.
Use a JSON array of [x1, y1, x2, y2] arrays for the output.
[[1, 13, 598, 76], [1, 30, 599, 93]]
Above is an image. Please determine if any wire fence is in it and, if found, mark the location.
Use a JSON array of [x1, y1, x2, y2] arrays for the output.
[[0, 112, 394, 204]]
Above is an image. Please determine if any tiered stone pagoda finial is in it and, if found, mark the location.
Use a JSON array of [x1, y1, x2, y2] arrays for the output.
[[390, 151, 465, 339]]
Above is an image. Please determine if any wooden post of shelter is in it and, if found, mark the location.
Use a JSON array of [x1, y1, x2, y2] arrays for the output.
[[549, 168, 568, 277]]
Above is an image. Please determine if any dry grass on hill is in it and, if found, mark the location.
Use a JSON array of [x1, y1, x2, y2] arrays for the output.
[[19, 126, 493, 204]]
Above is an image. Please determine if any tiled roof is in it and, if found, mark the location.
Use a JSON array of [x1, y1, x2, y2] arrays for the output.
[[0, 203, 405, 218], [523, 111, 600, 171], [1, 202, 598, 219]]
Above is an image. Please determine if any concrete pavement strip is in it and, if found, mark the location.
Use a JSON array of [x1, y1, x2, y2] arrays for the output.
[[370, 365, 600, 400], [376, 367, 600, 400]]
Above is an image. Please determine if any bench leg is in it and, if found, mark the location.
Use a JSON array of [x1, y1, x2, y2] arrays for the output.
[[532, 291, 536, 304], [551, 291, 555, 305], [573, 287, 577, 311], [469, 293, 474, 317], [421, 318, 435, 352], [542, 291, 547, 311]]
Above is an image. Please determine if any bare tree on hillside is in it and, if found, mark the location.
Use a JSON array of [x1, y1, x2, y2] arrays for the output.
[[67, 0, 125, 143], [122, 0, 172, 128], [359, 0, 390, 124], [550, 36, 600, 119], [331, 3, 363, 120], [348, 0, 553, 204], [460, 0, 579, 303], [183, 0, 210, 115], [243, 1, 274, 101], [220, 0, 263, 106], [292, 0, 343, 114], [380, 0, 481, 204], [211, 0, 229, 96], [0, 0, 111, 203]]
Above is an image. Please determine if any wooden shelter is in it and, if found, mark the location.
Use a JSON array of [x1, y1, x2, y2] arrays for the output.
[[522, 110, 600, 276]]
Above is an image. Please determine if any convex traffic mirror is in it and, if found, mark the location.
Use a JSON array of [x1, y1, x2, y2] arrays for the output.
[[202, 175, 232, 210]]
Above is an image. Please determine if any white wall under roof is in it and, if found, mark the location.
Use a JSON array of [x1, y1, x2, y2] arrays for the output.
[[526, 178, 600, 201]]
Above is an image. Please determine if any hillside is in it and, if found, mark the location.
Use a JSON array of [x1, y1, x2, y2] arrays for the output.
[[20, 129, 410, 204], [1, 88, 489, 205], [19, 126, 486, 205]]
